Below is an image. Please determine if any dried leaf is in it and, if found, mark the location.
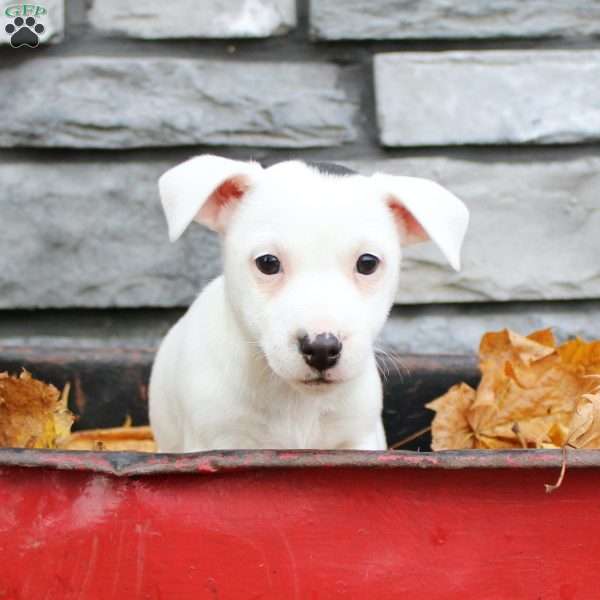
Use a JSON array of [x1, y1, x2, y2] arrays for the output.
[[427, 383, 476, 450], [0, 370, 74, 448], [0, 371, 156, 452], [428, 329, 600, 451], [566, 384, 600, 449], [63, 425, 156, 452]]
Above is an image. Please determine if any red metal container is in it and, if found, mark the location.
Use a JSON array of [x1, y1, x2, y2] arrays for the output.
[[0, 346, 596, 599]]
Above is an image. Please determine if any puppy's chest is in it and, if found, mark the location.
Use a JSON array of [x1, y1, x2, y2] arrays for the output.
[[260, 401, 342, 449]]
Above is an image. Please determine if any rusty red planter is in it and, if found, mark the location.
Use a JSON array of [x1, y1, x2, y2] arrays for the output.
[[0, 345, 597, 599]]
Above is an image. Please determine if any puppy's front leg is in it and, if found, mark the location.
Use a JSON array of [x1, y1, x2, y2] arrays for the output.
[[338, 422, 387, 451], [183, 425, 264, 452]]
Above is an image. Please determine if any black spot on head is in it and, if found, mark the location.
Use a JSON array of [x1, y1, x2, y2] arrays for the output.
[[261, 159, 357, 176], [303, 161, 357, 176]]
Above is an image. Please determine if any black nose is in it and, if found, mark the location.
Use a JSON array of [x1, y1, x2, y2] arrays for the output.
[[298, 333, 342, 371]]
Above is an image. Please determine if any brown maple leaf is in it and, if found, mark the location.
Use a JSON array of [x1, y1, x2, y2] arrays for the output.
[[0, 370, 74, 449], [63, 425, 156, 452], [427, 329, 600, 451]]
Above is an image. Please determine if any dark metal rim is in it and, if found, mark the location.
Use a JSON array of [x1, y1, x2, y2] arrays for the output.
[[0, 448, 597, 477]]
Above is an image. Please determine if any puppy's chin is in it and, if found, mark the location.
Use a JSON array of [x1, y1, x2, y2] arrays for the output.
[[291, 365, 365, 393], [289, 375, 342, 395]]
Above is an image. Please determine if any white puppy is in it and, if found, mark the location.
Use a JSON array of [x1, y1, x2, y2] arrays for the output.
[[149, 155, 468, 452]]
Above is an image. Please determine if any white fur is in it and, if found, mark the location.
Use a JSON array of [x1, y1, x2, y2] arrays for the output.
[[150, 155, 469, 452]]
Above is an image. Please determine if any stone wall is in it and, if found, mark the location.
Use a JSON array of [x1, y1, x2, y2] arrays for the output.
[[1, 0, 599, 353]]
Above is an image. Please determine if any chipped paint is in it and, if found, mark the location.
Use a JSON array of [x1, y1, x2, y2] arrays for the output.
[[0, 447, 598, 477]]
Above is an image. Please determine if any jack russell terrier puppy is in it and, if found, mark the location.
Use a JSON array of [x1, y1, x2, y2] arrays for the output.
[[149, 155, 468, 452]]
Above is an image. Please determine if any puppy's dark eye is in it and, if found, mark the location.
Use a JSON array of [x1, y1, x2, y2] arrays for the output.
[[356, 253, 380, 275], [255, 254, 281, 275]]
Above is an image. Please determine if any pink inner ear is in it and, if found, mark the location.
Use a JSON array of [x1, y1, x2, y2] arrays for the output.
[[198, 176, 249, 233], [213, 178, 247, 205], [387, 199, 428, 245]]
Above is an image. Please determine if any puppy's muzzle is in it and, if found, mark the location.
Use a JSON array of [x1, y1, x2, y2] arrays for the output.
[[298, 333, 342, 372]]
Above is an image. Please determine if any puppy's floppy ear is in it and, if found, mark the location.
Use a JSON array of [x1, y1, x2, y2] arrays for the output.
[[371, 173, 469, 271], [159, 155, 263, 241]]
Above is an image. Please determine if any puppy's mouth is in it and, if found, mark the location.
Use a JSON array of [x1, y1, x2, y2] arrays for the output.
[[301, 374, 336, 386]]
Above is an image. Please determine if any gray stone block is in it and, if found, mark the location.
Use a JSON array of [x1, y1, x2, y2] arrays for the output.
[[0, 0, 63, 44], [0, 160, 220, 309], [375, 51, 600, 146], [311, 0, 600, 40], [1, 154, 599, 308], [380, 302, 600, 355], [89, 0, 296, 39], [0, 58, 356, 149]]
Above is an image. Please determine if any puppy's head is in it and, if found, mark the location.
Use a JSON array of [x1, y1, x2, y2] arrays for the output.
[[159, 155, 468, 391]]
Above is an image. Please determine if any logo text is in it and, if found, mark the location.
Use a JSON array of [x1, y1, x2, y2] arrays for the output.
[[5, 4, 46, 17]]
